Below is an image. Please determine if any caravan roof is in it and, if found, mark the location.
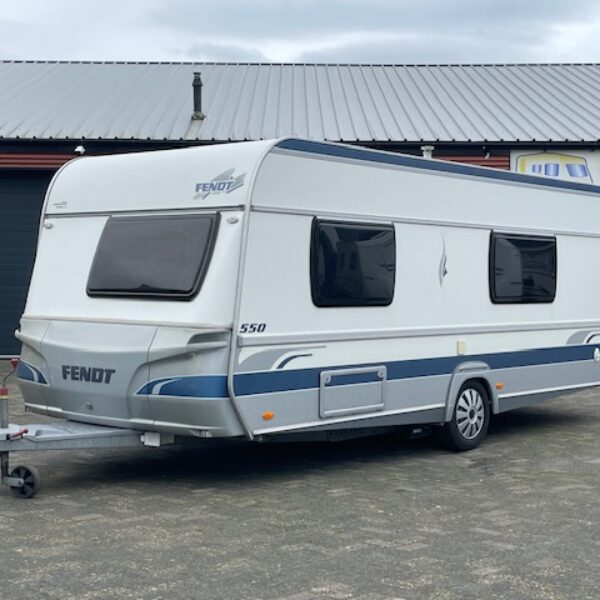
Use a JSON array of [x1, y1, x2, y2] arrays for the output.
[[45, 138, 600, 229]]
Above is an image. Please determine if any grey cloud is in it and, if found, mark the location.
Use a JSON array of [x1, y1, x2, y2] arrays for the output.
[[1, 0, 600, 63], [145, 0, 600, 63], [148, 0, 598, 40], [298, 31, 541, 65], [184, 42, 266, 62], [298, 44, 518, 65]]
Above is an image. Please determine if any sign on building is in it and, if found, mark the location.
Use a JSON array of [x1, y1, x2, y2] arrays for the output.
[[511, 150, 600, 184]]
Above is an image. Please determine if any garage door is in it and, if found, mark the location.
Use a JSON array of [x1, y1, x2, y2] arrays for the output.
[[0, 171, 53, 356]]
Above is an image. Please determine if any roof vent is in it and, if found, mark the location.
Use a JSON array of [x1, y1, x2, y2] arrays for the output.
[[192, 72, 205, 120], [421, 145, 434, 159]]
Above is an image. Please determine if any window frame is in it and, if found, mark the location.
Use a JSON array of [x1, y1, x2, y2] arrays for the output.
[[310, 218, 396, 308], [87, 212, 220, 301], [488, 231, 557, 305]]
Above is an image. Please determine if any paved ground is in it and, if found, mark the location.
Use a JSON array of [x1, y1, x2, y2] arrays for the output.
[[1, 362, 599, 600]]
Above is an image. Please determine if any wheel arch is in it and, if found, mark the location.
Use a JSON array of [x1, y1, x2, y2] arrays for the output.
[[443, 362, 498, 422]]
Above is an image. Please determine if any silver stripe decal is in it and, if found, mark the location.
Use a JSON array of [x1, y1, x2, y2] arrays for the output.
[[21, 316, 232, 330], [498, 380, 600, 399], [238, 321, 600, 347], [130, 419, 220, 432], [251, 204, 600, 240], [253, 402, 444, 435], [22, 402, 47, 412], [45, 205, 245, 218], [22, 405, 220, 433]]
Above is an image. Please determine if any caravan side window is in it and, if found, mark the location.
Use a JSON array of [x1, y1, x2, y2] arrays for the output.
[[87, 213, 219, 299], [489, 232, 556, 304], [310, 219, 396, 307]]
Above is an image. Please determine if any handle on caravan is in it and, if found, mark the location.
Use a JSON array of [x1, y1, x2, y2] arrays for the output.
[[14, 330, 42, 352], [146, 330, 229, 363]]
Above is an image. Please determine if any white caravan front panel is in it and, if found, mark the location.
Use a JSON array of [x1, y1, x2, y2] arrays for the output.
[[25, 211, 244, 325], [46, 140, 274, 215]]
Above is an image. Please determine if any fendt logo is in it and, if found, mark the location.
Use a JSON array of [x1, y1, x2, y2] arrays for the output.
[[194, 168, 245, 200], [62, 365, 116, 384]]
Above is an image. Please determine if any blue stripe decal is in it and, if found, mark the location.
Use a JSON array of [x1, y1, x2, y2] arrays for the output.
[[16, 361, 35, 382], [276, 353, 313, 369], [158, 376, 227, 398], [136, 377, 183, 395], [138, 375, 228, 399], [276, 139, 600, 196], [16, 361, 48, 385], [139, 344, 595, 399]]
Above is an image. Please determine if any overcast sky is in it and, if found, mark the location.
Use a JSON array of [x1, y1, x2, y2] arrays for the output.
[[1, 0, 599, 64]]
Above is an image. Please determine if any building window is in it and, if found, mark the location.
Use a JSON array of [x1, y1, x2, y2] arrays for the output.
[[489, 232, 556, 304], [88, 213, 219, 299], [310, 219, 396, 307]]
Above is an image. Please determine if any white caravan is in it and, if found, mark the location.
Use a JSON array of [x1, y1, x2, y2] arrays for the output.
[[15, 138, 600, 452]]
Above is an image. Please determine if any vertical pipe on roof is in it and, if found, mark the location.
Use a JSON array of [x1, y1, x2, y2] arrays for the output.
[[192, 72, 205, 120]]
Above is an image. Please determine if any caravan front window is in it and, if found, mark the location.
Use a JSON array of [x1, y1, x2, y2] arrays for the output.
[[87, 214, 219, 299], [310, 219, 396, 307]]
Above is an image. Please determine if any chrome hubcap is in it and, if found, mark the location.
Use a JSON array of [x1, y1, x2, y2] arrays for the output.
[[456, 388, 485, 440]]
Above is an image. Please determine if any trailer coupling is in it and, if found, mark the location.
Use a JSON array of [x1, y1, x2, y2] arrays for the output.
[[0, 421, 149, 499], [0, 363, 175, 499]]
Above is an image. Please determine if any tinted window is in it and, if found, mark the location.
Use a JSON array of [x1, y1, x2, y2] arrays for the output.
[[311, 219, 395, 307], [88, 214, 219, 299], [490, 232, 556, 303]]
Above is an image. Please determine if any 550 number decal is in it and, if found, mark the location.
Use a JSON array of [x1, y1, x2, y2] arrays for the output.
[[239, 322, 267, 334]]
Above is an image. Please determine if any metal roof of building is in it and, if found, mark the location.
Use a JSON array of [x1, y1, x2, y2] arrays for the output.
[[1, 61, 600, 144]]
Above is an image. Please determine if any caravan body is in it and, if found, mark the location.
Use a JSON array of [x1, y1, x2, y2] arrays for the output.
[[16, 139, 600, 447]]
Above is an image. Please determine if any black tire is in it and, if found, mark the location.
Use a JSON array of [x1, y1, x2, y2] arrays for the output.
[[9, 465, 41, 499], [439, 380, 490, 452]]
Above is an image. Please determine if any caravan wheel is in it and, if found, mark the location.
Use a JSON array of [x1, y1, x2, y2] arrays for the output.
[[440, 381, 490, 452]]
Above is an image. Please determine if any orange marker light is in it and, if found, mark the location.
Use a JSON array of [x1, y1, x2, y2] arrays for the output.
[[262, 411, 275, 421], [495, 382, 505, 390]]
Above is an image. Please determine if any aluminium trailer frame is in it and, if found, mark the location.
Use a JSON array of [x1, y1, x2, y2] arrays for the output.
[[0, 383, 175, 499]]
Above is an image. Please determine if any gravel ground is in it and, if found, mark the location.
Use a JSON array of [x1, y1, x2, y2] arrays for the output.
[[1, 361, 599, 600]]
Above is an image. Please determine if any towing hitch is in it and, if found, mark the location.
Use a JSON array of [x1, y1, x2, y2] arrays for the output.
[[0, 364, 40, 498], [0, 358, 147, 499]]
